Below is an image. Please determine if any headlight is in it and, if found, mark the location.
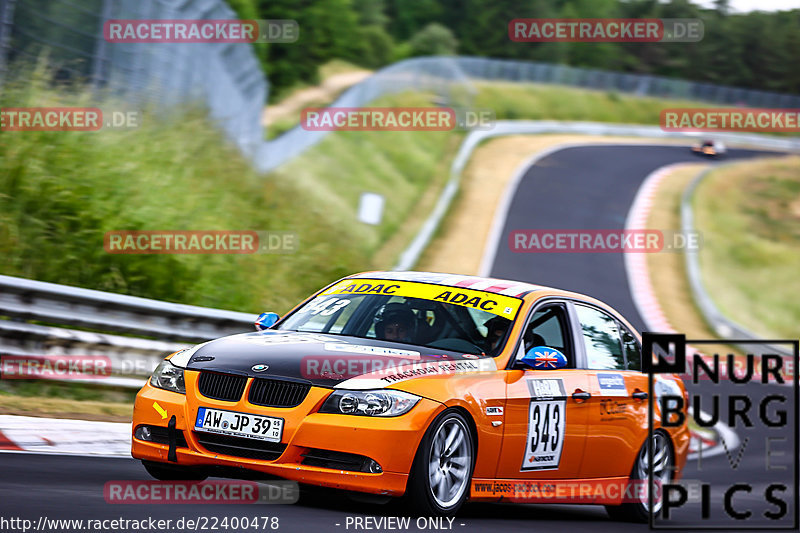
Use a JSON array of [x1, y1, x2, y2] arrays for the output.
[[319, 390, 419, 417], [167, 342, 210, 368], [150, 360, 185, 394]]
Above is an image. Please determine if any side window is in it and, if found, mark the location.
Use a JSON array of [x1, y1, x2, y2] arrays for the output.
[[620, 326, 641, 371], [520, 304, 572, 366], [575, 305, 624, 370]]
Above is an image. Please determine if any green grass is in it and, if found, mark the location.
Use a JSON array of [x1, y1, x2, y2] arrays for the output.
[[693, 156, 800, 339], [267, 81, 723, 142], [2, 69, 778, 319], [0, 77, 459, 315], [474, 82, 704, 123], [0, 386, 133, 421], [0, 380, 137, 404]]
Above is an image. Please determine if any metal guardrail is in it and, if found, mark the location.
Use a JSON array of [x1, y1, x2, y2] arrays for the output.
[[0, 275, 257, 388], [681, 166, 793, 357]]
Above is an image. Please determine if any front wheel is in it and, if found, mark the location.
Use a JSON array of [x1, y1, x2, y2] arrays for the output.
[[605, 431, 674, 522], [404, 410, 475, 517]]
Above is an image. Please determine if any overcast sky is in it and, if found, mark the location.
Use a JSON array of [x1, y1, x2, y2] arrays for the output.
[[693, 0, 799, 12]]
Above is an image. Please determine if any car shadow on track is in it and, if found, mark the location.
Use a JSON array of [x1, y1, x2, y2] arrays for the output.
[[294, 485, 631, 526]]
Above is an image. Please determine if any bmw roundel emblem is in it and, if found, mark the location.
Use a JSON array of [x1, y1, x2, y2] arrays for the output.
[[252, 364, 269, 372]]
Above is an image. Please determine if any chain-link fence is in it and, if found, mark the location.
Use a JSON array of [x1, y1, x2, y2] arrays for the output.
[[453, 57, 800, 108], [2, 0, 799, 172], [1, 0, 267, 157]]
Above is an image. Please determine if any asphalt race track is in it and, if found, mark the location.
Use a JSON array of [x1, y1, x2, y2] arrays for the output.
[[488, 144, 797, 530], [489, 144, 775, 327], [1, 144, 795, 532]]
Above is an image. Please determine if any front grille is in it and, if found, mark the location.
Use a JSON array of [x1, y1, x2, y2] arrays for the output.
[[248, 378, 311, 408], [198, 371, 247, 402], [194, 432, 286, 461]]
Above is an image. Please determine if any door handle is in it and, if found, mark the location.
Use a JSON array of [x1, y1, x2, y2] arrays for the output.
[[572, 390, 591, 400], [632, 391, 648, 400]]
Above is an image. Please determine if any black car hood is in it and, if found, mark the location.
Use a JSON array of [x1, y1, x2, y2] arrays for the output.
[[185, 330, 486, 387]]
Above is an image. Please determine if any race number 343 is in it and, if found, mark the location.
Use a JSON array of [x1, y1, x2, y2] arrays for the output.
[[523, 378, 567, 471]]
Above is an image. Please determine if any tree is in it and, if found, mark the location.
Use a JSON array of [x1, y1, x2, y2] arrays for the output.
[[354, 26, 396, 68], [408, 23, 458, 56], [255, 0, 362, 94]]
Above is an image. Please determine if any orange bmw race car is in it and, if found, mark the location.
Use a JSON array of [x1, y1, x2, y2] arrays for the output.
[[132, 271, 689, 520]]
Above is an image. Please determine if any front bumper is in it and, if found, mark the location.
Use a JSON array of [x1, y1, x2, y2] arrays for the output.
[[131, 374, 443, 497]]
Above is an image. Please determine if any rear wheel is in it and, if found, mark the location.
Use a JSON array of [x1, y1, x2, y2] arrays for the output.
[[605, 431, 673, 522], [142, 460, 208, 481], [405, 410, 475, 517]]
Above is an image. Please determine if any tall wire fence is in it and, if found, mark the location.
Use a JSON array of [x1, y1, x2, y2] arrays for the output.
[[1, 0, 267, 157], [2, 0, 799, 172]]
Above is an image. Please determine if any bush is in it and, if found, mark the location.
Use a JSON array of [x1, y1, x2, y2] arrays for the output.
[[353, 25, 396, 69], [408, 23, 458, 56]]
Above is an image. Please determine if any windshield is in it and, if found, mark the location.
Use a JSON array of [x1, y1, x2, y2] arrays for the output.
[[276, 279, 521, 356]]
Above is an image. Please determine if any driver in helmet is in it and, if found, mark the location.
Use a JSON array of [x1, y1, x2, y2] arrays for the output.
[[484, 315, 511, 352], [375, 302, 417, 344]]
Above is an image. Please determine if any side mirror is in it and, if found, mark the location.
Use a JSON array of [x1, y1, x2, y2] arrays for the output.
[[520, 346, 568, 370], [254, 312, 280, 331]]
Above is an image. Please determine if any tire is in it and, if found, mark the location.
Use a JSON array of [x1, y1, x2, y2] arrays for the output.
[[142, 460, 208, 481], [404, 409, 475, 517], [605, 431, 674, 523]]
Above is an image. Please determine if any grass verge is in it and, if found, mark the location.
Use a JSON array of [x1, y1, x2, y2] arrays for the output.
[[643, 163, 722, 340], [0, 78, 458, 316], [0, 385, 134, 422], [473, 82, 705, 123], [693, 156, 800, 339]]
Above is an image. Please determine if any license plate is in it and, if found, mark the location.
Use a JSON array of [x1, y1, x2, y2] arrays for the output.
[[194, 407, 283, 443]]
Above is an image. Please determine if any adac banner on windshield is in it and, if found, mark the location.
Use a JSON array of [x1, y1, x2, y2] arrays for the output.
[[321, 279, 523, 319]]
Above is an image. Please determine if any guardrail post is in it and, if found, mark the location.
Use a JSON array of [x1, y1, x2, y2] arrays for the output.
[[91, 0, 112, 92]]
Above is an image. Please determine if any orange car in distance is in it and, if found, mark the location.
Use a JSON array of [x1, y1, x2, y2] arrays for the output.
[[132, 271, 689, 520]]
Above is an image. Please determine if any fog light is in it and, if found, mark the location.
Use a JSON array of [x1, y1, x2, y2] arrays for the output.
[[366, 459, 382, 473], [134, 426, 152, 441]]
